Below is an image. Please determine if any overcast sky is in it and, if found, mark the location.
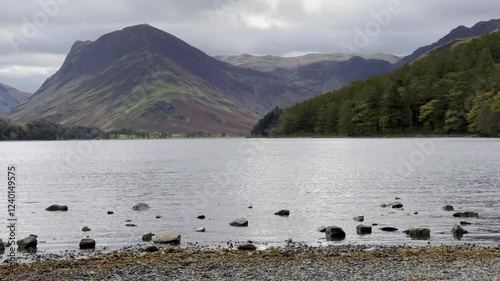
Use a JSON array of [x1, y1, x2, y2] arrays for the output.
[[0, 0, 499, 93]]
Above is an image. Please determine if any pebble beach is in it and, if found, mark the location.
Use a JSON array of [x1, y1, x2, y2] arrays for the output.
[[1, 245, 499, 280]]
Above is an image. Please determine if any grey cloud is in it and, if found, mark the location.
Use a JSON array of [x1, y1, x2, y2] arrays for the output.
[[0, 0, 499, 92]]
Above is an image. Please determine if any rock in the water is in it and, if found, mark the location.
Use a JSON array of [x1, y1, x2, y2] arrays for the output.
[[274, 210, 290, 216], [380, 227, 399, 232], [326, 226, 346, 241], [142, 233, 154, 242], [391, 202, 404, 209], [442, 205, 454, 211], [79, 238, 96, 249], [380, 204, 387, 208], [126, 219, 132, 222], [317, 226, 327, 233], [402, 229, 411, 235], [195, 228, 206, 233], [229, 218, 248, 227], [82, 226, 91, 232], [107, 211, 114, 215], [238, 243, 257, 251], [132, 203, 150, 211], [452, 225, 468, 238], [356, 224, 372, 235], [353, 216, 364, 222], [460, 221, 472, 226], [145, 245, 159, 253], [156, 215, 161, 219], [453, 212, 479, 218], [248, 206, 253, 209], [154, 233, 181, 244], [17, 235, 38, 251], [409, 228, 431, 239], [126, 224, 137, 227], [45, 204, 68, 211], [0, 239, 5, 255], [197, 215, 206, 220]]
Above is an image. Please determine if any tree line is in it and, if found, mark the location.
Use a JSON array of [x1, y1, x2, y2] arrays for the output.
[[0, 119, 229, 141], [253, 31, 500, 137]]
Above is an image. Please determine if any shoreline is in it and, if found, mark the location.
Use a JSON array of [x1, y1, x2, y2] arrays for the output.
[[2, 244, 499, 280]]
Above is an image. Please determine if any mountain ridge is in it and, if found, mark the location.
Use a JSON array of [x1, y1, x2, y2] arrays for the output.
[[395, 18, 500, 67], [0, 83, 31, 116]]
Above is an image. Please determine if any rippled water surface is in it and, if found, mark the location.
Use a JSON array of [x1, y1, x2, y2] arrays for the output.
[[0, 138, 499, 252]]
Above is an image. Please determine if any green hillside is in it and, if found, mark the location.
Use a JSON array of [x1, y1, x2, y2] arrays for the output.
[[254, 31, 500, 137]]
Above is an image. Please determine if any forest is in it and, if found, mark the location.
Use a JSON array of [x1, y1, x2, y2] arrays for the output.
[[252, 31, 500, 137], [0, 119, 226, 141]]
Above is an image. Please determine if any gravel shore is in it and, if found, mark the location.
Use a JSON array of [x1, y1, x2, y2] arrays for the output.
[[1, 246, 499, 281]]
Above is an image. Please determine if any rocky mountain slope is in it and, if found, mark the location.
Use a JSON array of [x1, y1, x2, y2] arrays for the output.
[[9, 24, 313, 134], [0, 83, 30, 115]]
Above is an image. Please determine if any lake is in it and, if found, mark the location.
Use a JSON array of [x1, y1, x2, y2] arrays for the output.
[[0, 138, 499, 253]]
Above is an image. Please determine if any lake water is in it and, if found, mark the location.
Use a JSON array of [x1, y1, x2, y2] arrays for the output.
[[0, 138, 499, 253]]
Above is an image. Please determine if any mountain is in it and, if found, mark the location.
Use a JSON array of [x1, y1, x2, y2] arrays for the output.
[[9, 24, 313, 134], [395, 18, 500, 67], [269, 57, 393, 94], [0, 83, 31, 115], [255, 31, 500, 137], [216, 53, 398, 94], [215, 53, 399, 72]]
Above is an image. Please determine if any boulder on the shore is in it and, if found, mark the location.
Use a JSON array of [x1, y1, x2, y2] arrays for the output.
[[391, 202, 404, 209], [142, 233, 154, 242], [195, 228, 206, 233], [353, 216, 364, 222], [107, 211, 114, 215], [409, 228, 431, 239], [380, 204, 387, 208], [145, 245, 159, 253], [380, 227, 399, 232], [442, 205, 454, 211], [132, 203, 150, 211], [452, 225, 468, 238], [45, 204, 68, 211], [356, 224, 372, 235], [317, 226, 327, 233], [0, 239, 5, 255], [229, 218, 248, 227], [453, 212, 479, 218], [154, 233, 181, 244], [82, 226, 91, 232], [238, 243, 257, 251], [326, 226, 346, 241], [17, 235, 38, 251], [274, 210, 290, 216], [79, 238, 96, 249], [460, 221, 472, 226], [156, 215, 162, 219], [197, 215, 206, 220]]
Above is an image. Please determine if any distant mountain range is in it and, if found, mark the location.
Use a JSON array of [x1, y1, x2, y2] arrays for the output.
[[0, 83, 30, 115], [216, 54, 396, 94], [7, 18, 500, 134]]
